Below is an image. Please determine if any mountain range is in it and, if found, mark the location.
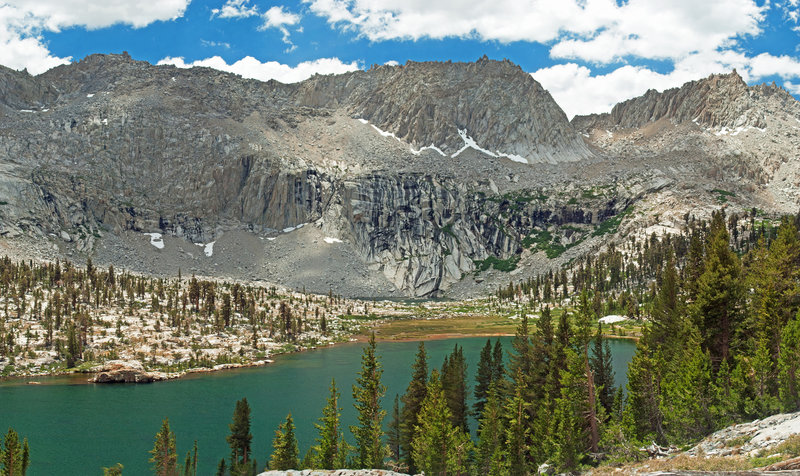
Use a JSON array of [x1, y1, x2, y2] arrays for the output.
[[0, 53, 798, 296]]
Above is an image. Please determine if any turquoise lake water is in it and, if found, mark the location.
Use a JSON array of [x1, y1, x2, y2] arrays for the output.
[[0, 337, 636, 475]]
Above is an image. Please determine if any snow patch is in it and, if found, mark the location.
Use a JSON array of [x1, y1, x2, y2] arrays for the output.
[[371, 124, 402, 142], [497, 152, 529, 164], [357, 118, 368, 124], [195, 241, 215, 257], [143, 233, 164, 250], [452, 129, 529, 164], [282, 223, 305, 233], [599, 315, 627, 324], [410, 144, 446, 156], [323, 237, 342, 244], [86, 94, 94, 98], [19, 109, 33, 113]]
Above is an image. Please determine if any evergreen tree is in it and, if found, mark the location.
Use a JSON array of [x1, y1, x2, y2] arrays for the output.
[[313, 379, 348, 469], [102, 463, 124, 476], [441, 344, 468, 432], [474, 339, 494, 419], [411, 370, 472, 476], [505, 371, 532, 476], [351, 333, 387, 469], [693, 212, 743, 367], [215, 459, 226, 476], [779, 318, 800, 411], [150, 418, 178, 476], [491, 339, 505, 383], [0, 428, 24, 476], [387, 395, 401, 463], [400, 342, 428, 473], [659, 327, 714, 442], [270, 414, 298, 471], [226, 398, 253, 474], [624, 334, 664, 443], [476, 385, 506, 475], [590, 323, 615, 414]]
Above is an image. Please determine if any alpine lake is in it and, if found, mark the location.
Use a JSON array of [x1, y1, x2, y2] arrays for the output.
[[0, 336, 636, 475]]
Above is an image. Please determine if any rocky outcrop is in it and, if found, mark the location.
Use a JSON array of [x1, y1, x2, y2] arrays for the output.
[[90, 360, 167, 383]]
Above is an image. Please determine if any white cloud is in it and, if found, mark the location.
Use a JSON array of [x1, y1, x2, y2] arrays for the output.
[[0, 0, 190, 74], [261, 5, 301, 29], [384, 60, 399, 66], [211, 0, 258, 19], [201, 39, 231, 49], [785, 81, 800, 94], [157, 55, 360, 83], [5, 0, 190, 30], [259, 6, 302, 50], [305, 0, 764, 63]]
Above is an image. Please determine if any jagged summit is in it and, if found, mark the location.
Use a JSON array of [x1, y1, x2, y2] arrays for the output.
[[573, 70, 799, 133]]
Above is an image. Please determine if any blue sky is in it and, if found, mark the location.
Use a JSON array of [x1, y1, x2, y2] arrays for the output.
[[1, 0, 799, 117]]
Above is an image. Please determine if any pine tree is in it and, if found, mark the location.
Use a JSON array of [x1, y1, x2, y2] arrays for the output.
[[474, 339, 494, 419], [476, 385, 506, 475], [659, 327, 714, 442], [411, 370, 472, 476], [102, 464, 123, 476], [0, 428, 24, 476], [491, 339, 505, 383], [351, 333, 387, 469], [779, 318, 800, 411], [226, 398, 253, 474], [400, 342, 428, 473], [313, 379, 348, 469], [693, 211, 743, 367], [150, 418, 178, 476], [590, 323, 615, 414], [387, 394, 401, 463], [624, 334, 665, 443], [215, 459, 226, 476], [270, 414, 298, 470], [441, 344, 468, 432], [505, 371, 531, 476]]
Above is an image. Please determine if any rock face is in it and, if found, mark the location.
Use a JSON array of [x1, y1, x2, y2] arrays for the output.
[[0, 53, 601, 296]]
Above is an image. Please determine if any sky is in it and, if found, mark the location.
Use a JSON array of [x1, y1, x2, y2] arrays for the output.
[[0, 0, 799, 118]]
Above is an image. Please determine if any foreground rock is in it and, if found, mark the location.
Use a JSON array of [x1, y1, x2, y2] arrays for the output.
[[90, 360, 169, 383], [689, 411, 800, 457]]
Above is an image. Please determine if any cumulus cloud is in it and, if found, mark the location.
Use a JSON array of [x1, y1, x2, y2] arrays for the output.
[[211, 2, 302, 51], [211, 0, 259, 19], [0, 0, 190, 74], [259, 6, 302, 50], [305, 0, 763, 62], [157, 55, 360, 83]]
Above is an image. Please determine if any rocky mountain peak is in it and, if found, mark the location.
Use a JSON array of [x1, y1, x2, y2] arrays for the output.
[[297, 57, 593, 164], [572, 70, 781, 134]]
